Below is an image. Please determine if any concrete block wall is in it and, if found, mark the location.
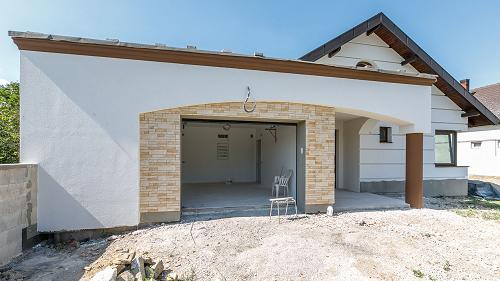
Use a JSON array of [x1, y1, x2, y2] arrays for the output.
[[0, 164, 37, 266]]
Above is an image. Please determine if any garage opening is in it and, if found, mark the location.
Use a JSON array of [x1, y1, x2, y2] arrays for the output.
[[181, 119, 297, 213]]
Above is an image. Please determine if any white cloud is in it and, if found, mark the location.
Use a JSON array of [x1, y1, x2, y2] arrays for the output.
[[0, 78, 9, 86]]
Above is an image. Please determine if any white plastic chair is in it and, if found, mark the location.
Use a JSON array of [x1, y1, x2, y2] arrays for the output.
[[273, 169, 293, 197], [269, 197, 298, 223], [271, 175, 281, 196]]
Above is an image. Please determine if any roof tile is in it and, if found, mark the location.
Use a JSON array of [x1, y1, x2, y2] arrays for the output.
[[473, 83, 500, 118]]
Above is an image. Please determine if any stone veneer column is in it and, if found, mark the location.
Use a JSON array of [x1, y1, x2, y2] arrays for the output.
[[139, 102, 335, 223], [303, 106, 336, 212]]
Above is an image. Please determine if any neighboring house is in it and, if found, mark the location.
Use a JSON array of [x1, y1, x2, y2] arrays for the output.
[[9, 12, 499, 232], [458, 83, 500, 176]]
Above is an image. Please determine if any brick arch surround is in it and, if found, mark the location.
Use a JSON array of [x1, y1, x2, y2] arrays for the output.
[[139, 102, 335, 223]]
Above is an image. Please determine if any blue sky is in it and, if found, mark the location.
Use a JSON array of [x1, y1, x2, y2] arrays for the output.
[[1, 0, 499, 88]]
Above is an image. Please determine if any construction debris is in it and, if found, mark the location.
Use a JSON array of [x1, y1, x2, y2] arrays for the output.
[[90, 252, 174, 281], [116, 270, 134, 281], [89, 267, 117, 281]]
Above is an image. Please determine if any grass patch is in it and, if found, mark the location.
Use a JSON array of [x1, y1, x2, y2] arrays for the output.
[[453, 197, 500, 221], [443, 260, 451, 272], [412, 269, 425, 278], [463, 197, 500, 210]]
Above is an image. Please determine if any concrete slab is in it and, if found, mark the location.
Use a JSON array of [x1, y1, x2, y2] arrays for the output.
[[182, 183, 271, 211], [333, 189, 409, 212]]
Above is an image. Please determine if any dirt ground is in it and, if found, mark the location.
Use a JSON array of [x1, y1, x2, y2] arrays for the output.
[[1, 197, 499, 281], [469, 175, 500, 186]]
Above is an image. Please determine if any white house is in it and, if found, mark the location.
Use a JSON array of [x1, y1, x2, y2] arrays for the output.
[[458, 83, 500, 176], [9, 13, 499, 232]]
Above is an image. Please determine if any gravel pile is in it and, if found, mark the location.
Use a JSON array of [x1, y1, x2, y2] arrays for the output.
[[2, 200, 499, 281]]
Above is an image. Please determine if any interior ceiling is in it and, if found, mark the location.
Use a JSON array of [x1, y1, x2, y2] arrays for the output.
[[183, 120, 294, 129]]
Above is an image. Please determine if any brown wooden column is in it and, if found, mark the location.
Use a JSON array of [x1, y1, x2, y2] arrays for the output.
[[405, 133, 423, 208]]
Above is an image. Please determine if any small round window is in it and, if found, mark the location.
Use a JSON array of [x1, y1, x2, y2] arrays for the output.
[[356, 61, 374, 68]]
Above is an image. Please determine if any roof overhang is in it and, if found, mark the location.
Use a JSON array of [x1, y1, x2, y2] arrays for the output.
[[300, 13, 500, 127], [9, 31, 436, 87]]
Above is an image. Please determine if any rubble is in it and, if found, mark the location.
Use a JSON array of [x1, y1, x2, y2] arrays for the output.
[[167, 272, 178, 281], [116, 270, 134, 281], [151, 260, 164, 279], [89, 251, 175, 281], [130, 256, 145, 280], [89, 266, 117, 281]]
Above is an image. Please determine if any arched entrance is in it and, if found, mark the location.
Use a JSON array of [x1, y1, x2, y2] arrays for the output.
[[139, 102, 335, 223]]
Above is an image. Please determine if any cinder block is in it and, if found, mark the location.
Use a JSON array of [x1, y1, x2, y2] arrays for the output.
[[0, 243, 22, 266], [0, 225, 22, 245]]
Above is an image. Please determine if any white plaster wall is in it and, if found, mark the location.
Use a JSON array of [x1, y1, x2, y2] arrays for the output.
[[356, 86, 468, 182], [316, 33, 418, 73], [258, 125, 297, 198], [181, 125, 256, 183], [458, 128, 500, 176], [20, 50, 431, 231], [341, 118, 367, 191], [320, 33, 468, 184]]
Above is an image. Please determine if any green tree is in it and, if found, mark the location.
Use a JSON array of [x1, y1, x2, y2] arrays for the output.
[[0, 82, 20, 163]]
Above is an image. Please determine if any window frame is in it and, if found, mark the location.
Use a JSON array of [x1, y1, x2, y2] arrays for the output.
[[471, 141, 482, 149], [434, 130, 457, 167], [379, 126, 393, 143], [356, 61, 373, 68]]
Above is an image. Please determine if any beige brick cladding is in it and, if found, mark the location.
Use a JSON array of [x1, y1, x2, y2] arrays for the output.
[[139, 102, 335, 222]]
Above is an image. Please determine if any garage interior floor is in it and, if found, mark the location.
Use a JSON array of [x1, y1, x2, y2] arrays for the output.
[[182, 183, 273, 213]]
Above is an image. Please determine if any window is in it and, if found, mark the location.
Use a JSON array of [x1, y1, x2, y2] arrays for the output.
[[216, 143, 229, 160], [434, 130, 457, 166], [356, 60, 374, 68], [471, 141, 482, 149], [379, 127, 392, 143]]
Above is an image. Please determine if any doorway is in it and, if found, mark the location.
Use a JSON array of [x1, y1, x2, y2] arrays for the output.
[[180, 119, 298, 211]]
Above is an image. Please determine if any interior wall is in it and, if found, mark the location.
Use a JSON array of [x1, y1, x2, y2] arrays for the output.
[[181, 125, 256, 183], [257, 125, 297, 197]]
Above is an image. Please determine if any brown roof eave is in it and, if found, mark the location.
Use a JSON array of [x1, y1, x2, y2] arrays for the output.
[[9, 33, 436, 87]]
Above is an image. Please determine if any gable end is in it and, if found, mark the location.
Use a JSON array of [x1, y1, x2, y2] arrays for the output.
[[300, 12, 500, 127]]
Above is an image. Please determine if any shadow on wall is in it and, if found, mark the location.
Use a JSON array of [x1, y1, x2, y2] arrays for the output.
[[38, 168, 104, 232]]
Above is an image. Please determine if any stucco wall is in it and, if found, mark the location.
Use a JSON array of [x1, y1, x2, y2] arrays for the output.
[[341, 118, 367, 192], [20, 50, 431, 231], [326, 33, 468, 190], [316, 33, 418, 73], [0, 164, 37, 266], [458, 128, 500, 176]]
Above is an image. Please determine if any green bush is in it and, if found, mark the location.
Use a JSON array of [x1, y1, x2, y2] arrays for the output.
[[0, 82, 20, 164]]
